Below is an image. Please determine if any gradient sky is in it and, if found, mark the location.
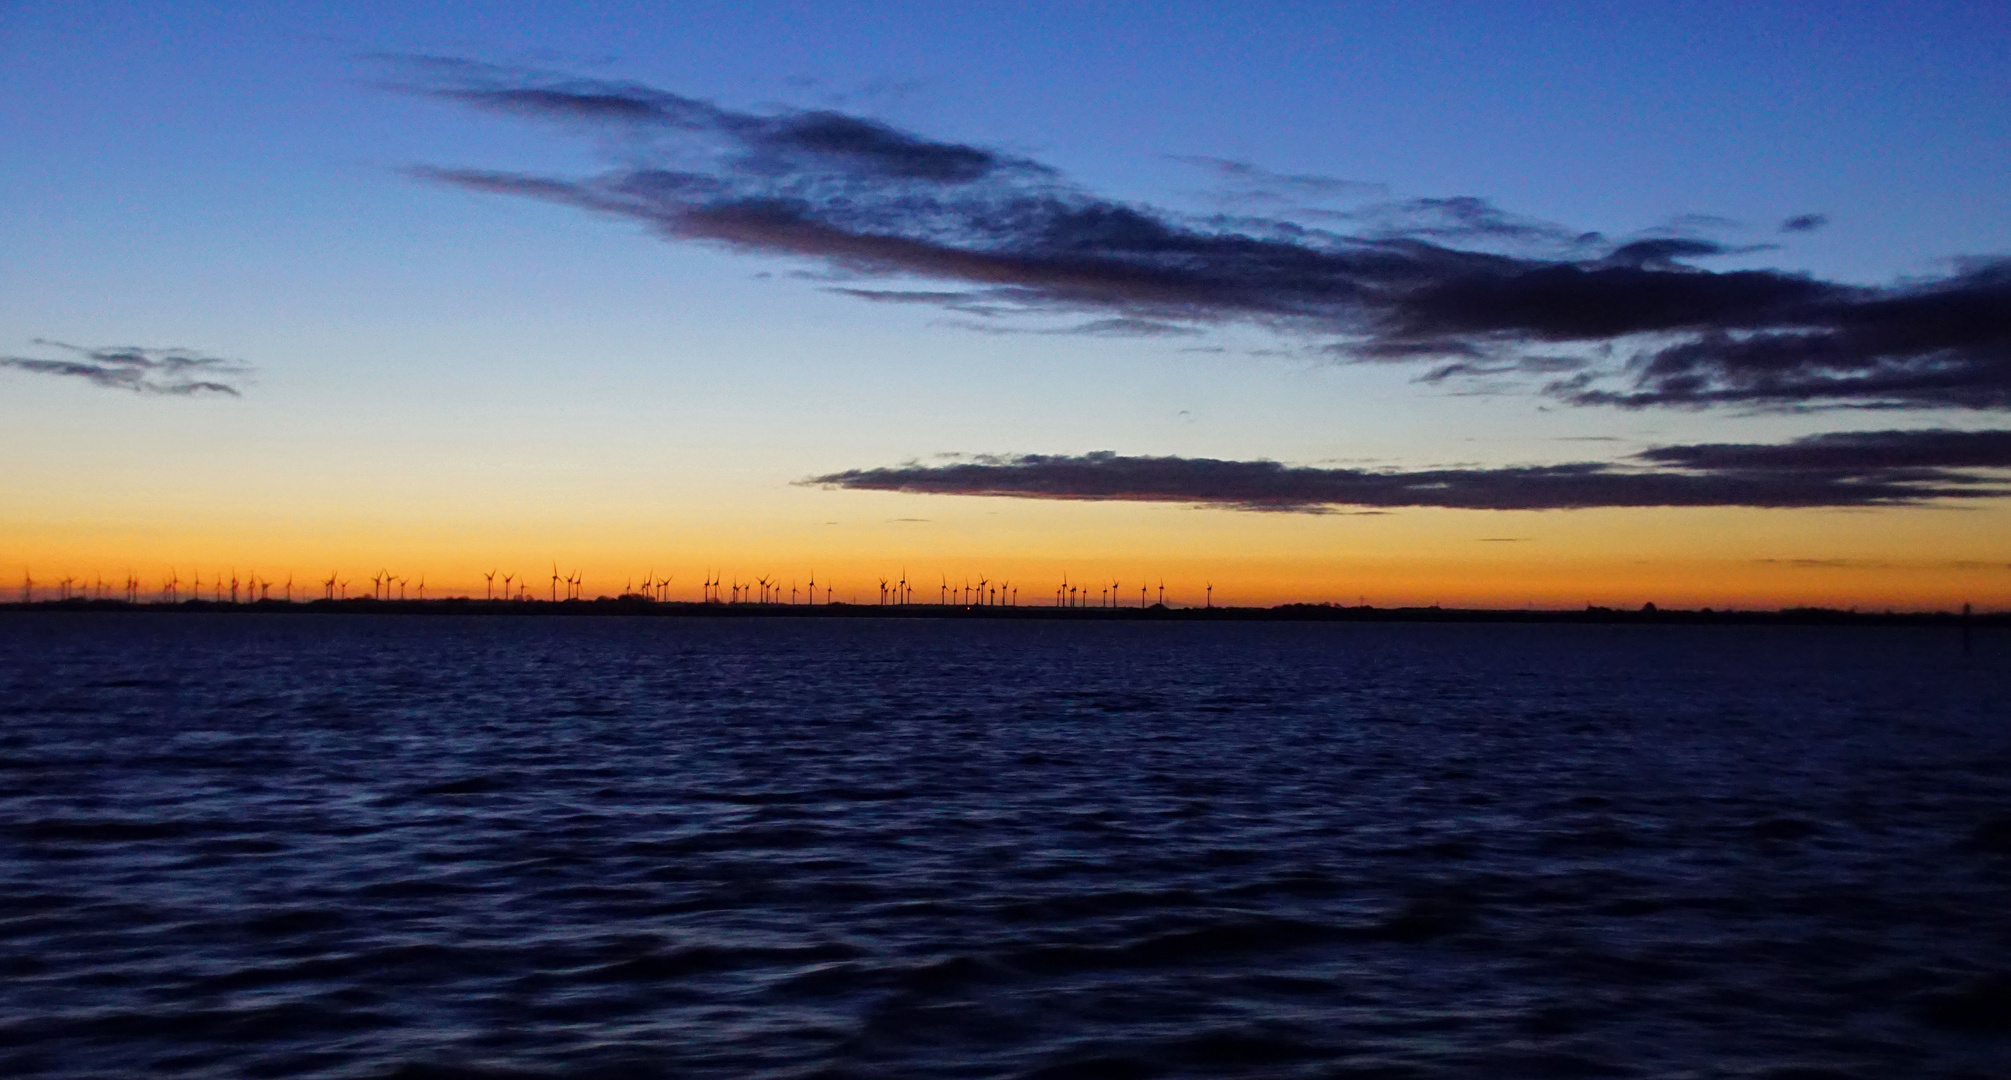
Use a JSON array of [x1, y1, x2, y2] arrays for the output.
[[4, 1, 2009, 608]]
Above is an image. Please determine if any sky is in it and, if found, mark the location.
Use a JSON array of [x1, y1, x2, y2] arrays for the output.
[[4, 1, 2009, 609]]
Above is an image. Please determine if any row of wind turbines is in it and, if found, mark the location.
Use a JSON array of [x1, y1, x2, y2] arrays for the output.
[[689, 568, 1215, 609], [16, 564, 1218, 609]]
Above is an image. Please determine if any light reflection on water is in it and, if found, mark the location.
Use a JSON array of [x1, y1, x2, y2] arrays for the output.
[[1, 613, 2007, 1078]]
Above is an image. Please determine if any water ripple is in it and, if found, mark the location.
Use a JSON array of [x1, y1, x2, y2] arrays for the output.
[[1, 613, 2007, 1078]]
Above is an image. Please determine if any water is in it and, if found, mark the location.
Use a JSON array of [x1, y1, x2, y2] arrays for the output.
[[2, 613, 2007, 1079]]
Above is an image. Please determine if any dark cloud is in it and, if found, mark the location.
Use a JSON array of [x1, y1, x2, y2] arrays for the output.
[[399, 60, 2011, 411], [807, 428, 2011, 512], [1781, 213, 1830, 233], [1636, 427, 2011, 471], [1559, 261, 2011, 410], [0, 340, 249, 396], [398, 58, 1033, 184]]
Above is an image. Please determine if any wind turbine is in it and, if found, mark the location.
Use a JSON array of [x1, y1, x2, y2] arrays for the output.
[[807, 570, 816, 605], [940, 573, 947, 606], [552, 562, 561, 604], [878, 577, 888, 606], [483, 569, 496, 600], [1206, 582, 1213, 608], [415, 574, 424, 601], [1158, 580, 1166, 606], [502, 572, 515, 601]]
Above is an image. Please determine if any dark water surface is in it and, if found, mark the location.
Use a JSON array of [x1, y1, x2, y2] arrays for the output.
[[2, 613, 2008, 1079]]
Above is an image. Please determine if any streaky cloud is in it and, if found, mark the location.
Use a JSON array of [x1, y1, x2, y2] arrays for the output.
[[397, 60, 2011, 412], [946, 317, 1205, 338], [806, 428, 2011, 512], [1635, 427, 2011, 471], [1171, 155, 1388, 209], [0, 340, 250, 396]]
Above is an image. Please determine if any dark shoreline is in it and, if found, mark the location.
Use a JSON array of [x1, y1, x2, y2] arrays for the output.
[[3, 597, 2003, 627]]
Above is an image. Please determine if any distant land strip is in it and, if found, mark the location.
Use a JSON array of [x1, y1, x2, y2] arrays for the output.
[[1, 598, 2003, 626]]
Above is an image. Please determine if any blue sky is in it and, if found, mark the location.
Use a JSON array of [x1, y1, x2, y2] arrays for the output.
[[3, 2, 2008, 606]]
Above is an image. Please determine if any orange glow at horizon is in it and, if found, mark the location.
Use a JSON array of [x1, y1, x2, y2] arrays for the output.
[[8, 495, 2008, 612]]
